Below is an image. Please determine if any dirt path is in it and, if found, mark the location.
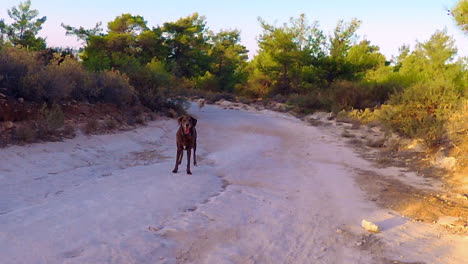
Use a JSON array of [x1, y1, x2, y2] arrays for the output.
[[0, 104, 466, 263]]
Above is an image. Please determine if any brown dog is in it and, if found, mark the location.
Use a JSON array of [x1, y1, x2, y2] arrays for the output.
[[172, 115, 197, 174]]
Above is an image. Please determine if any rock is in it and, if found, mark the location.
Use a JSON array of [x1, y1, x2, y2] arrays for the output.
[[367, 138, 386, 148], [18, 98, 24, 103], [215, 99, 235, 107], [406, 139, 426, 153], [269, 102, 288, 112], [361, 219, 380, 233], [433, 153, 457, 171], [437, 216, 460, 227], [4, 121, 14, 130], [370, 126, 382, 133], [307, 111, 334, 121], [0, 92, 6, 99]]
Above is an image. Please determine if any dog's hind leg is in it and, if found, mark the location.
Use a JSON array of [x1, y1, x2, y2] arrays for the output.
[[178, 150, 183, 165]]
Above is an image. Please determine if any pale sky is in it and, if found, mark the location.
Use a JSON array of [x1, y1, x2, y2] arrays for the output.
[[1, 0, 466, 60]]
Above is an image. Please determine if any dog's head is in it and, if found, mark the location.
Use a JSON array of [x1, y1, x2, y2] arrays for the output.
[[178, 115, 197, 135]]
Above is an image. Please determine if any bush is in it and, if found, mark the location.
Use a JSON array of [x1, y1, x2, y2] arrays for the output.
[[135, 114, 146, 125], [97, 70, 136, 106], [375, 81, 460, 147], [446, 99, 467, 168], [62, 124, 75, 138], [14, 124, 36, 143], [286, 92, 331, 113], [194, 71, 218, 91], [347, 108, 377, 124], [84, 119, 99, 134], [104, 119, 118, 130], [40, 103, 65, 131], [0, 47, 43, 99]]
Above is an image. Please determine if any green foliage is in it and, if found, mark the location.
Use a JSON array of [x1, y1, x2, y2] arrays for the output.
[[61, 22, 103, 42], [64, 12, 248, 111], [209, 30, 249, 92], [1, 4, 465, 156], [194, 71, 217, 91], [374, 31, 466, 147], [255, 14, 327, 94], [96, 69, 136, 106], [346, 40, 386, 77], [329, 18, 361, 59], [132, 58, 173, 111], [107, 14, 147, 35], [451, 0, 468, 32], [1, 0, 47, 50], [163, 13, 211, 78]]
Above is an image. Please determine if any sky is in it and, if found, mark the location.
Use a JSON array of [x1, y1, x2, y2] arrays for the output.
[[0, 0, 466, 60]]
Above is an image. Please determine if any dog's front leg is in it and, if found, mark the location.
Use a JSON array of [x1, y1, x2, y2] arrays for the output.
[[193, 141, 197, 166], [178, 148, 183, 165], [186, 148, 192, 175], [172, 147, 182, 173]]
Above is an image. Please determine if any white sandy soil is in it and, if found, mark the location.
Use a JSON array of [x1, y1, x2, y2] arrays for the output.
[[1, 103, 467, 264]]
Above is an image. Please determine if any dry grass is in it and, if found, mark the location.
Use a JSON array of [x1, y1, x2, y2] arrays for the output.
[[14, 124, 36, 143], [61, 124, 75, 138], [105, 119, 118, 130], [84, 119, 99, 134], [136, 114, 146, 125], [355, 169, 468, 230]]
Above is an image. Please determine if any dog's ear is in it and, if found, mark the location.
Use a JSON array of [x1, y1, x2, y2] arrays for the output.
[[177, 116, 184, 125], [191, 116, 197, 127]]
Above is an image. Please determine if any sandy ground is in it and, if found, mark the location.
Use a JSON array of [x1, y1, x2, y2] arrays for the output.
[[1, 103, 467, 264]]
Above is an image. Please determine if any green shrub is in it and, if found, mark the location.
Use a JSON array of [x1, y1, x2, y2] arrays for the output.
[[40, 103, 65, 131], [97, 69, 136, 106], [286, 92, 331, 113], [375, 80, 461, 146], [194, 71, 219, 91], [0, 47, 43, 99]]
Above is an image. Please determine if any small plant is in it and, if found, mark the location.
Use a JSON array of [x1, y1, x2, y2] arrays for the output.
[[336, 110, 355, 123], [40, 103, 65, 131], [104, 119, 118, 130], [61, 124, 75, 138], [14, 124, 36, 143], [84, 119, 99, 134], [126, 115, 137, 126], [135, 114, 146, 125]]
